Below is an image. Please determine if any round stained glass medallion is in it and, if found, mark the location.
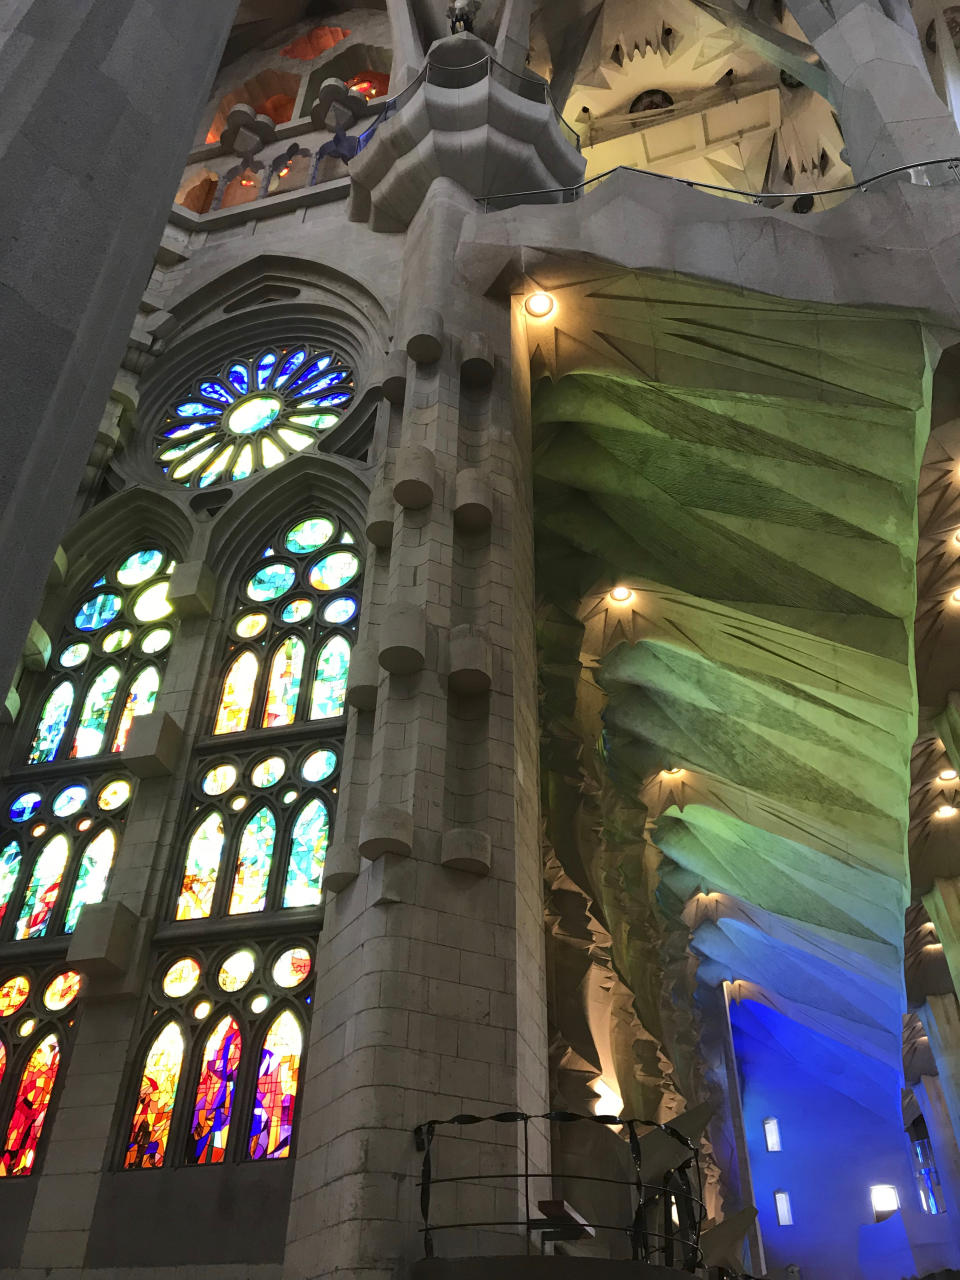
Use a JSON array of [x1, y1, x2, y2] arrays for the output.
[[133, 582, 173, 622], [285, 518, 334, 554], [75, 594, 121, 631], [309, 552, 359, 592], [193, 1000, 213, 1019], [0, 976, 30, 1017], [60, 642, 89, 668], [236, 612, 268, 639], [162, 957, 200, 998], [18, 1018, 36, 1038], [218, 949, 256, 993], [281, 598, 313, 623], [250, 993, 270, 1014], [9, 793, 41, 823], [202, 764, 237, 796], [322, 596, 357, 624], [102, 628, 134, 654], [272, 947, 312, 988], [97, 779, 132, 811], [43, 971, 82, 1011], [52, 786, 86, 818], [302, 749, 337, 782], [156, 347, 354, 489], [251, 757, 285, 788], [247, 563, 296, 602], [141, 627, 173, 655], [117, 549, 164, 586]]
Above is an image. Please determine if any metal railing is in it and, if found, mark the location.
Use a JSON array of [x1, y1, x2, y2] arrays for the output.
[[477, 156, 960, 212], [413, 1109, 705, 1269]]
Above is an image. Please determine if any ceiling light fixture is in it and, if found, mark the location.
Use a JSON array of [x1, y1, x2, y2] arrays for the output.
[[939, 768, 959, 781], [609, 586, 633, 602], [936, 804, 958, 818], [524, 291, 555, 319]]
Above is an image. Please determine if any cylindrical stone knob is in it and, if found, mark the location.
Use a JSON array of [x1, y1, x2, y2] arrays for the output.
[[448, 624, 492, 695], [359, 804, 414, 859], [393, 445, 435, 510], [406, 307, 444, 363], [379, 604, 427, 675], [441, 828, 491, 875], [322, 835, 360, 892], [454, 468, 492, 532], [460, 332, 495, 387], [365, 484, 394, 548], [346, 643, 379, 709], [382, 348, 407, 405]]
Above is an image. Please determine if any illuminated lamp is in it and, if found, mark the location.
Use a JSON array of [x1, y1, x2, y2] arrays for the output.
[[939, 768, 959, 781], [609, 586, 633, 602], [661, 767, 684, 777], [524, 292, 555, 319], [278, 165, 291, 177], [952, 588, 960, 604], [936, 804, 958, 818]]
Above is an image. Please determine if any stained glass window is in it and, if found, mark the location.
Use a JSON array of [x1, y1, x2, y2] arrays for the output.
[[188, 1015, 242, 1164], [228, 807, 276, 914], [156, 346, 354, 488], [250, 1011, 302, 1160], [125, 1022, 184, 1169], [0, 1033, 60, 1176], [214, 651, 258, 734], [176, 812, 225, 920]]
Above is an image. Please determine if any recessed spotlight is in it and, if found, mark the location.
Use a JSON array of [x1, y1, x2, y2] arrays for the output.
[[609, 586, 633, 603], [936, 804, 958, 818], [952, 589, 960, 604], [524, 292, 555, 319], [662, 767, 684, 778], [939, 768, 959, 781]]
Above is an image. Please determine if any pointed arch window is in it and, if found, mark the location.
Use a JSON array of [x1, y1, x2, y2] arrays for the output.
[[172, 511, 358, 923]]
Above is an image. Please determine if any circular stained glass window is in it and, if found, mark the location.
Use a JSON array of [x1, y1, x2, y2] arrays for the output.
[[218, 950, 256, 993], [52, 786, 86, 818], [236, 612, 268, 638], [97, 779, 132, 811], [18, 1018, 36, 1038], [117, 549, 164, 586], [250, 993, 270, 1014], [9, 793, 41, 823], [308, 552, 359, 591], [281, 598, 313, 623], [322, 596, 357, 624], [247, 563, 296, 602], [302, 749, 337, 782], [141, 627, 173, 655], [162, 957, 200, 998], [273, 947, 312, 988], [133, 582, 173, 622], [202, 764, 237, 796], [43, 971, 82, 1011], [60, 642, 89, 668], [285, 518, 334, 553], [102, 628, 134, 653], [75, 594, 122, 631], [156, 346, 354, 489], [0, 976, 30, 1017], [193, 1000, 212, 1019], [251, 757, 285, 788]]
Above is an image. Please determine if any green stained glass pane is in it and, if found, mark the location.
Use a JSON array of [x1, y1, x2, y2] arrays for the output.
[[283, 799, 328, 907], [52, 786, 86, 818], [71, 665, 121, 758], [308, 552, 359, 592], [0, 841, 21, 929], [301, 749, 337, 783], [117, 550, 164, 586], [133, 582, 173, 622], [102, 629, 133, 653], [28, 681, 75, 764], [246, 563, 296, 602], [214, 652, 259, 735], [251, 756, 285, 788], [284, 518, 334, 554], [228, 807, 276, 914], [111, 666, 160, 753], [226, 396, 282, 435], [232, 444, 254, 481], [198, 445, 234, 488], [277, 428, 312, 452], [172, 443, 218, 480], [63, 828, 117, 932], [75, 594, 121, 632], [309, 636, 350, 720], [202, 764, 237, 796], [281, 598, 313, 623], [141, 627, 172, 655], [176, 812, 225, 920], [287, 413, 337, 429], [60, 643, 89, 668], [16, 833, 70, 939], [160, 433, 215, 462], [262, 638, 304, 728]]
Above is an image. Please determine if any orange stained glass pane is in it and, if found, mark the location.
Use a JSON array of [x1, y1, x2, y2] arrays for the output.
[[214, 651, 259, 735], [0, 976, 30, 1018], [0, 1034, 60, 1176], [188, 1016, 242, 1164], [125, 1022, 184, 1169], [261, 638, 304, 728]]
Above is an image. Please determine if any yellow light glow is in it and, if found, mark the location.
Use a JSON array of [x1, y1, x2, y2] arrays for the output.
[[591, 1078, 623, 1118], [936, 804, 958, 818], [939, 768, 959, 781], [524, 292, 555, 319], [952, 589, 960, 605], [193, 1000, 212, 1019], [661, 768, 684, 778], [30, 824, 46, 838], [609, 586, 633, 603]]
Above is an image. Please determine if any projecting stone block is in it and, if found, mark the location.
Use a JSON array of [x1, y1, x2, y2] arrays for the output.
[[448, 625, 492, 695], [393, 445, 435, 509], [460, 332, 495, 387], [22, 620, 51, 671], [67, 901, 139, 979], [382, 348, 408, 405], [368, 851, 416, 904], [323, 834, 360, 893], [365, 484, 395, 548], [169, 559, 216, 617], [379, 604, 427, 674], [440, 828, 492, 875], [453, 469, 492, 532], [123, 711, 184, 777], [359, 804, 414, 859], [405, 307, 444, 363], [346, 643, 379, 710]]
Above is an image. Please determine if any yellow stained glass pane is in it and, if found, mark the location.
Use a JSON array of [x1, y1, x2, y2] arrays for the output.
[[218, 949, 256, 992], [172, 443, 218, 479], [261, 438, 284, 468], [133, 583, 173, 622], [43, 971, 82, 1011], [162, 957, 201, 998], [214, 651, 258, 735], [261, 639, 304, 728], [277, 428, 312, 451], [235, 612, 268, 639]]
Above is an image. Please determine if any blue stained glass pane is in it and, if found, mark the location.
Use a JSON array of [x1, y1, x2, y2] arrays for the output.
[[28, 681, 75, 764], [257, 352, 278, 389], [293, 371, 345, 397], [63, 828, 117, 932], [309, 636, 349, 720], [9, 792, 41, 823], [92, 577, 107, 588], [286, 356, 332, 394], [301, 749, 337, 782], [228, 807, 276, 914], [75, 594, 122, 631], [52, 785, 86, 818], [315, 393, 352, 406], [273, 348, 308, 388], [322, 597, 357, 624], [283, 798, 328, 907], [246, 563, 296, 602], [71, 665, 121, 758], [199, 381, 233, 405], [227, 364, 249, 394], [176, 402, 216, 419]]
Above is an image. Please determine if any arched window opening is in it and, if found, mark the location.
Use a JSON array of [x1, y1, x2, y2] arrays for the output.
[[205, 71, 301, 144], [0, 1033, 61, 1176], [124, 1021, 184, 1169], [188, 1014, 242, 1165], [250, 1009, 303, 1160]]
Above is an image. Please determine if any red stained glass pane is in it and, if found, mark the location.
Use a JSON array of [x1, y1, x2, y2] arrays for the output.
[[188, 1016, 242, 1164], [249, 1011, 302, 1160], [0, 1034, 60, 1177], [125, 1022, 184, 1169]]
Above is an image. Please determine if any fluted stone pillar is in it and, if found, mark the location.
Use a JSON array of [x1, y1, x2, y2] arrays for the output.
[[925, 877, 960, 995], [0, 0, 237, 704], [920, 996, 960, 1151], [914, 1074, 960, 1232]]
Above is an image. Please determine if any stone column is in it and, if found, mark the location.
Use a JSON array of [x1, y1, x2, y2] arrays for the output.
[[920, 996, 960, 1151], [0, 0, 237, 704], [914, 1074, 960, 1231], [924, 877, 960, 996], [284, 179, 549, 1279]]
